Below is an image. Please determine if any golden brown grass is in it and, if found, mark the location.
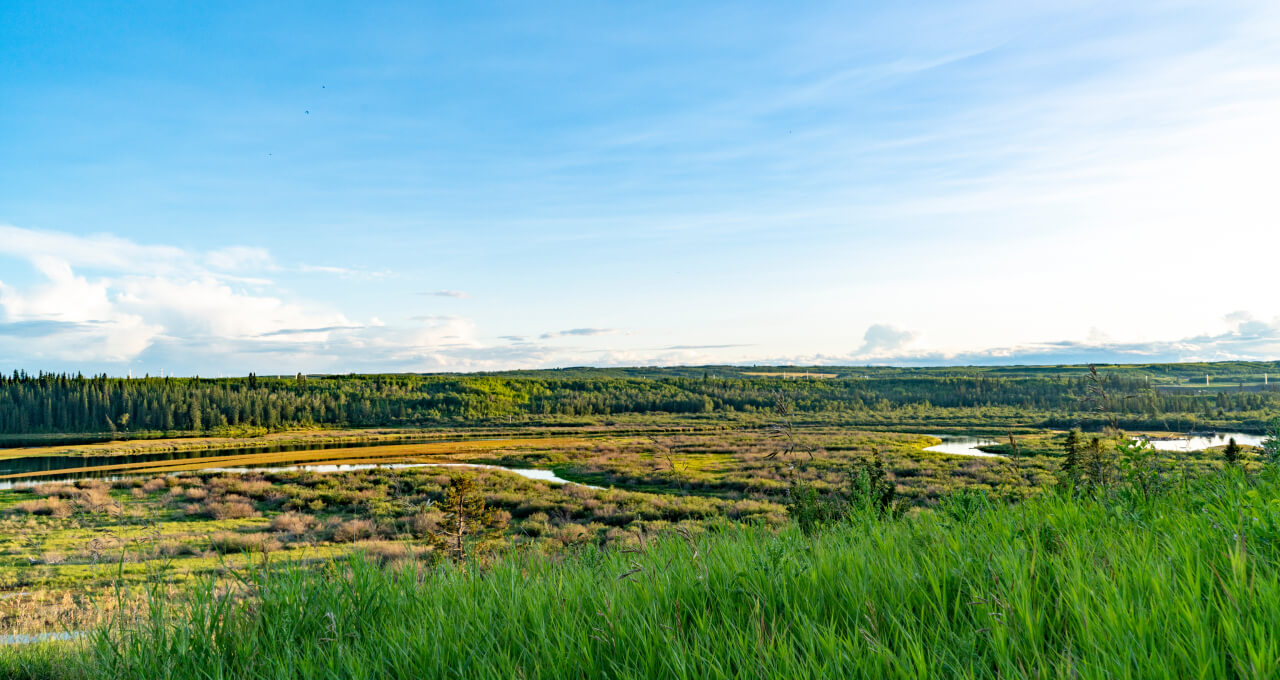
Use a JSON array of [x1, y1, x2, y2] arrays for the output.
[[0, 437, 586, 482]]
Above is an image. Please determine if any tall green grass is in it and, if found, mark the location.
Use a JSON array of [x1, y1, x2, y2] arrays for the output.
[[5, 467, 1280, 679]]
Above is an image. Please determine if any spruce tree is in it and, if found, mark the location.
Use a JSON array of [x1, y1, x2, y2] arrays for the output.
[[427, 476, 506, 562], [1060, 428, 1083, 484], [1224, 437, 1242, 466], [1263, 420, 1280, 465], [1084, 436, 1109, 487]]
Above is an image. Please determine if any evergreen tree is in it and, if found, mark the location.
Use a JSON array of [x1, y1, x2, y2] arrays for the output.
[[1060, 428, 1083, 484], [427, 476, 506, 562], [1264, 420, 1280, 465], [1084, 436, 1110, 487], [1224, 437, 1242, 466], [188, 402, 202, 431]]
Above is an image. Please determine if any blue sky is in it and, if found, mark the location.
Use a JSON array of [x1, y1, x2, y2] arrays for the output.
[[2, 1, 1279, 374]]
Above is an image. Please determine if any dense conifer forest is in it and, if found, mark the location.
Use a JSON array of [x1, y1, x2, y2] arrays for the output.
[[4, 362, 1280, 436]]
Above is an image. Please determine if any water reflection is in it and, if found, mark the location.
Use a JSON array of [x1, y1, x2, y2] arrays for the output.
[[1140, 432, 1267, 452], [0, 437, 454, 477], [205, 462, 599, 488], [0, 438, 600, 490], [923, 436, 1004, 458], [0, 631, 84, 645]]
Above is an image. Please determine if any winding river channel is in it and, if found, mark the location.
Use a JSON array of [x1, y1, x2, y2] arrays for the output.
[[0, 437, 596, 490], [921, 431, 1268, 458], [0, 429, 1268, 489], [923, 436, 1003, 458]]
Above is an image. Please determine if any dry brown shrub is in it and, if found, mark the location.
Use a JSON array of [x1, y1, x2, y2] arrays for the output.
[[76, 488, 120, 515], [141, 477, 169, 493], [232, 479, 274, 499], [360, 540, 421, 567], [202, 499, 259, 520], [561, 484, 598, 500], [14, 497, 71, 518], [269, 512, 316, 534], [184, 487, 209, 501], [555, 523, 591, 546], [207, 476, 236, 494], [330, 518, 376, 543], [491, 509, 512, 529], [407, 511, 442, 538], [36, 484, 80, 499], [209, 532, 281, 554]]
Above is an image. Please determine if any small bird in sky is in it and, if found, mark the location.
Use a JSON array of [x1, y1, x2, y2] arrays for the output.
[[305, 110, 310, 114]]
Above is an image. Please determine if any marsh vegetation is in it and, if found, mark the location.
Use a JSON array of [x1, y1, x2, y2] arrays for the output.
[[0, 363, 1277, 677]]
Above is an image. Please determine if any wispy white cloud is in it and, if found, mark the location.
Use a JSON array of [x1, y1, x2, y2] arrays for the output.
[[0, 224, 188, 274], [540, 328, 617, 340], [297, 264, 390, 280], [205, 246, 274, 271], [420, 290, 469, 299], [255, 325, 364, 338], [661, 344, 754, 351]]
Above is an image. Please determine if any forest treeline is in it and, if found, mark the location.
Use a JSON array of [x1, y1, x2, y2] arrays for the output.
[[3, 368, 1280, 436]]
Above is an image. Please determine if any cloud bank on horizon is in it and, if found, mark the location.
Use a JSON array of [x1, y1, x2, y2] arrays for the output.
[[2, 224, 1278, 374], [2, 2, 1279, 374]]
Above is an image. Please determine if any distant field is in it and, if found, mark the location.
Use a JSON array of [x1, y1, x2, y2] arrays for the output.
[[740, 371, 837, 378]]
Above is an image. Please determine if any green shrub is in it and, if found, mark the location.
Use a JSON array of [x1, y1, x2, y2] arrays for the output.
[[936, 487, 991, 523], [787, 454, 898, 535]]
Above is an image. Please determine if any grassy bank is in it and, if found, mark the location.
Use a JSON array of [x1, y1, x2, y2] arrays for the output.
[[5, 465, 1278, 679]]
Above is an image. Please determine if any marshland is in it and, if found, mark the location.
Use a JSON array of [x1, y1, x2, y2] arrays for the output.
[[1, 364, 1279, 678]]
